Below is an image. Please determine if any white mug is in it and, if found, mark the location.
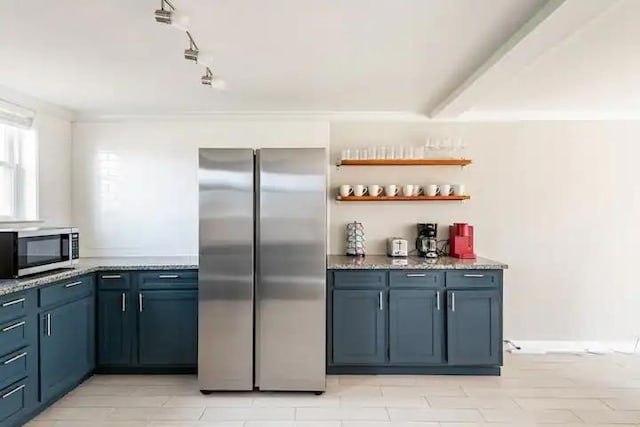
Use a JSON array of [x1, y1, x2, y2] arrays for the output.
[[368, 184, 383, 197], [354, 184, 368, 197], [384, 185, 399, 197], [452, 184, 465, 196], [339, 185, 353, 197], [440, 184, 452, 196], [402, 184, 414, 197], [412, 185, 423, 196], [426, 184, 440, 197]]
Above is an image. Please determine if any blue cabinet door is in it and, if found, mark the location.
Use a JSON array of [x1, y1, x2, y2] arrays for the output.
[[39, 296, 94, 403], [389, 289, 443, 364], [138, 290, 197, 366], [97, 290, 134, 367], [332, 290, 386, 365], [447, 289, 501, 366]]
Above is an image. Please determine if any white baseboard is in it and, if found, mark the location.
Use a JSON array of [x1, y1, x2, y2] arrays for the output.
[[506, 340, 640, 355]]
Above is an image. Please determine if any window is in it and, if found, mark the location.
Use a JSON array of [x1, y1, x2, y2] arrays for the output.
[[0, 123, 37, 221]]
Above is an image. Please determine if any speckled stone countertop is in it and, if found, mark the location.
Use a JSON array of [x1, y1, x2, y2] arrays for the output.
[[0, 257, 198, 296], [327, 255, 508, 270]]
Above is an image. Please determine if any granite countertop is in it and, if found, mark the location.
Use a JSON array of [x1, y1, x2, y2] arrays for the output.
[[327, 255, 508, 270], [0, 256, 198, 296]]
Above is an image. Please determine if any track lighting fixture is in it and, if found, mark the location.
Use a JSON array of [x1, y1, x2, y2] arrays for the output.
[[184, 31, 198, 62], [154, 0, 189, 30]]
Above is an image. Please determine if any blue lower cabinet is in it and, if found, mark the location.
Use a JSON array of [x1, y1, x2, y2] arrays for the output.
[[389, 289, 443, 365], [97, 290, 135, 366], [447, 289, 502, 366], [332, 289, 386, 365], [39, 295, 94, 404], [138, 290, 197, 366]]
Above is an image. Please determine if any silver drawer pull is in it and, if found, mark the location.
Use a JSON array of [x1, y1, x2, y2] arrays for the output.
[[101, 275, 122, 279], [463, 274, 485, 278], [378, 291, 383, 311], [158, 274, 179, 279], [436, 291, 440, 311], [64, 281, 83, 288], [3, 352, 27, 365], [121, 293, 126, 312], [406, 273, 426, 277], [1, 298, 25, 307], [2, 384, 25, 399], [451, 292, 456, 312], [2, 321, 25, 332]]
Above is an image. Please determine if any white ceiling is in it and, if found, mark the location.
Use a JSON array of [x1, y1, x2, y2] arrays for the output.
[[465, 0, 640, 118], [0, 0, 547, 115]]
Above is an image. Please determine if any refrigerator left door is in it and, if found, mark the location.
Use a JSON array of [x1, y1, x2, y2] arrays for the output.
[[198, 148, 254, 391]]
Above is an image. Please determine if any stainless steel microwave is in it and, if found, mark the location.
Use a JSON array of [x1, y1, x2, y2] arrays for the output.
[[0, 227, 79, 278]]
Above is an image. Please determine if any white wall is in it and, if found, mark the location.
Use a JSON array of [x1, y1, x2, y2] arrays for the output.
[[331, 120, 640, 342], [72, 118, 329, 257], [37, 113, 72, 225]]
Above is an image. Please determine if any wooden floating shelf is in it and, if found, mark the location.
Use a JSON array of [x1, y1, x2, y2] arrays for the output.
[[337, 159, 472, 167], [337, 195, 471, 202]]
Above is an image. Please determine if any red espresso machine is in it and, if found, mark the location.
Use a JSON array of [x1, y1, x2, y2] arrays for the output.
[[449, 223, 476, 259]]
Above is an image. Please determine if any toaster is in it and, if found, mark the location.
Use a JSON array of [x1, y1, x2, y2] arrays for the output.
[[387, 238, 408, 257]]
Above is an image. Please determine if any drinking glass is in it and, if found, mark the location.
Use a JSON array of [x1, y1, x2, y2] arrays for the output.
[[386, 146, 395, 160], [352, 148, 360, 160], [340, 149, 350, 160], [369, 146, 377, 160], [378, 146, 386, 159], [405, 146, 414, 159], [415, 145, 425, 159]]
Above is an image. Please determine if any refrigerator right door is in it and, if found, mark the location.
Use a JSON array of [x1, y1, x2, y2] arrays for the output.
[[256, 148, 327, 391]]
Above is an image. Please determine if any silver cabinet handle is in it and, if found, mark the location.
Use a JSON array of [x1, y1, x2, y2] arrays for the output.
[[1, 298, 25, 307], [2, 321, 25, 332], [463, 274, 485, 278], [139, 293, 143, 312], [436, 291, 440, 311], [121, 293, 126, 312], [47, 313, 51, 336], [158, 274, 179, 279], [378, 291, 383, 311], [2, 384, 25, 399], [406, 273, 426, 277], [101, 275, 122, 279], [64, 281, 83, 288], [451, 292, 456, 312], [3, 352, 27, 365]]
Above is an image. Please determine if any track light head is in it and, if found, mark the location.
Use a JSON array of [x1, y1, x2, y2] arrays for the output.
[[154, 0, 174, 24], [154, 0, 189, 30], [201, 67, 213, 86], [184, 31, 199, 62]]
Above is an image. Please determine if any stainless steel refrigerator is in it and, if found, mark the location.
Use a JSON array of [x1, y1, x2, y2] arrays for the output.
[[198, 148, 326, 392]]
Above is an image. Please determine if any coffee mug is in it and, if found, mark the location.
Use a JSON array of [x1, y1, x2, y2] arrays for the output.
[[452, 184, 465, 196], [385, 185, 399, 197], [440, 184, 452, 196], [402, 184, 414, 197], [354, 184, 368, 197], [368, 184, 383, 197], [412, 185, 423, 196], [426, 184, 440, 197], [339, 185, 353, 197]]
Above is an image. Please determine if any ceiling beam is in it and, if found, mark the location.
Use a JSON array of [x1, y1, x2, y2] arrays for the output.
[[429, 0, 620, 119]]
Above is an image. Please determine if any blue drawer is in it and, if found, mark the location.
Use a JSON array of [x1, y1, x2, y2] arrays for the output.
[[333, 271, 386, 289], [0, 347, 29, 390], [0, 379, 28, 424], [389, 271, 444, 288], [39, 275, 94, 308], [98, 272, 132, 290], [445, 270, 502, 289], [0, 290, 34, 324], [0, 318, 29, 357], [138, 271, 198, 290]]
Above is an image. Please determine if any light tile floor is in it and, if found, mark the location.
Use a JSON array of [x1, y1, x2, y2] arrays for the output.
[[26, 353, 640, 426]]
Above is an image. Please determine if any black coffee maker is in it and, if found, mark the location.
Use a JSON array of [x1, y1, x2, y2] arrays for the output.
[[416, 223, 438, 258]]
